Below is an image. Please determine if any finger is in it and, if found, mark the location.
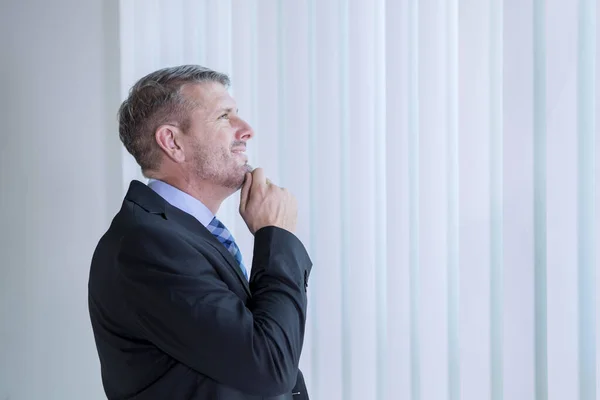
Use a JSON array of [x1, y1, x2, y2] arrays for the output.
[[239, 172, 252, 213]]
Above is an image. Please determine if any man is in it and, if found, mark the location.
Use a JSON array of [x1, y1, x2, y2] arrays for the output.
[[88, 65, 312, 399]]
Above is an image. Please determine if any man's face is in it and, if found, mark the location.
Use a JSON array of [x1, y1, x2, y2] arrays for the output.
[[181, 82, 254, 189]]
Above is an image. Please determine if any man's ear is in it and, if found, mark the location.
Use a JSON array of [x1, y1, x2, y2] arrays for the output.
[[155, 124, 185, 163]]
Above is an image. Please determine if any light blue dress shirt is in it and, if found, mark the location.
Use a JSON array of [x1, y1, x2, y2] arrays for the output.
[[147, 179, 214, 227]]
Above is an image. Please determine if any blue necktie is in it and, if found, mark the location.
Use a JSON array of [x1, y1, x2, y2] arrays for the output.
[[207, 217, 248, 280]]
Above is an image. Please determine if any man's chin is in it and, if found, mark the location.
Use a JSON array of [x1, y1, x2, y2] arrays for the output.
[[236, 164, 252, 187], [215, 163, 249, 191], [226, 171, 248, 191]]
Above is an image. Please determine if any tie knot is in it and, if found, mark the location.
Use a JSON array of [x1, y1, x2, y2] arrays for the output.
[[208, 217, 233, 242]]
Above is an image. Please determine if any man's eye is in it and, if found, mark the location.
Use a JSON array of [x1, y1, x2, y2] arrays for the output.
[[219, 113, 229, 120]]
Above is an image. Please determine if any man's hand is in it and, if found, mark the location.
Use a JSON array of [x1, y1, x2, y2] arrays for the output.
[[239, 168, 297, 235]]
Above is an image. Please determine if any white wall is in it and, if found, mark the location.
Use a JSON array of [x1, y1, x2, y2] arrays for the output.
[[0, 0, 121, 398]]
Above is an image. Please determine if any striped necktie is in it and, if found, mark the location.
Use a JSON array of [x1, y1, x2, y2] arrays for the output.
[[206, 217, 248, 280]]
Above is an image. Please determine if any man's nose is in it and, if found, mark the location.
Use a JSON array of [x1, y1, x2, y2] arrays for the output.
[[236, 118, 254, 141]]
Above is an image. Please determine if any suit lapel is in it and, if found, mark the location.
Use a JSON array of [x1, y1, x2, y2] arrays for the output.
[[165, 203, 251, 296], [125, 180, 251, 296]]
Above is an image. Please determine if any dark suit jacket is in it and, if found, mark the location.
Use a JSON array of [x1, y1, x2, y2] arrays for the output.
[[88, 180, 312, 399]]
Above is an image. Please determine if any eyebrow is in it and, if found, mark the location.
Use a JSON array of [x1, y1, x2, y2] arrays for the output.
[[215, 107, 238, 116]]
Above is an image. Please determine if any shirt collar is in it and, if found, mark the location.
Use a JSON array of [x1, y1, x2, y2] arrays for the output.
[[147, 179, 214, 227]]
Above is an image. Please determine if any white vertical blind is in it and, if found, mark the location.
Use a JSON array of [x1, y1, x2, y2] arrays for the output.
[[446, 0, 460, 398], [373, 0, 388, 398], [577, 0, 596, 398], [408, 0, 421, 398], [346, 0, 377, 398], [532, 0, 548, 398], [311, 1, 344, 399], [505, 1, 536, 400], [385, 1, 411, 399], [490, 0, 504, 398], [419, 0, 449, 398], [596, 2, 600, 397], [459, 0, 492, 398], [119, 1, 598, 399], [546, 1, 579, 399]]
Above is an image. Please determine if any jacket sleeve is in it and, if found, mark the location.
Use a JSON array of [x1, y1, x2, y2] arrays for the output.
[[117, 225, 312, 397]]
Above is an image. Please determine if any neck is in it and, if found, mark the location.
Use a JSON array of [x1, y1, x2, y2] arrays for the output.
[[148, 171, 235, 215]]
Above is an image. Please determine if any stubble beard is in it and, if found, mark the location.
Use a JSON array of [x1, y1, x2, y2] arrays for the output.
[[192, 145, 247, 190]]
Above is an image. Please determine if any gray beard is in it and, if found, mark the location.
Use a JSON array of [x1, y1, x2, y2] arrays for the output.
[[193, 160, 246, 190]]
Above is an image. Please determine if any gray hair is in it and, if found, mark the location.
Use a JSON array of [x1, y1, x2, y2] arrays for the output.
[[118, 65, 230, 173]]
